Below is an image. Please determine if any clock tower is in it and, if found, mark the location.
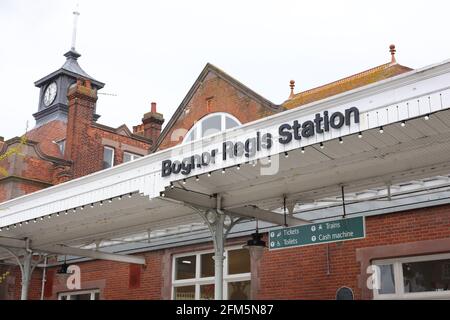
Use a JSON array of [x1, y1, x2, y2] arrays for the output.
[[33, 9, 104, 127]]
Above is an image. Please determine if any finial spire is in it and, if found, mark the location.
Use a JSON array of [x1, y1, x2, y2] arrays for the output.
[[289, 80, 295, 99], [71, 4, 80, 52], [389, 44, 397, 64]]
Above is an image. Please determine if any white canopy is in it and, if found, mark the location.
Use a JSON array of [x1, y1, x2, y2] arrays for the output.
[[1, 58, 450, 264]]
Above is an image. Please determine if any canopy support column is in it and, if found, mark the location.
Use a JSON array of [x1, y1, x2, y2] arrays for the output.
[[1, 238, 34, 300], [213, 210, 225, 300], [197, 194, 237, 300], [21, 248, 32, 300]]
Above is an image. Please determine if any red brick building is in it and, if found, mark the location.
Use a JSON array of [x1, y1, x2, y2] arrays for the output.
[[1, 45, 450, 300], [0, 49, 162, 203]]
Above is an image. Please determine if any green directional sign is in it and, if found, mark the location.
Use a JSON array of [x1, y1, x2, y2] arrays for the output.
[[269, 216, 365, 250]]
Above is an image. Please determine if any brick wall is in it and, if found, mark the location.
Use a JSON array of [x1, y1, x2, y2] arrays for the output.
[[64, 80, 99, 177], [1, 262, 44, 300], [93, 127, 150, 168], [0, 141, 58, 202], [257, 204, 450, 300], [2, 64, 449, 300], [64, 79, 152, 179], [11, 251, 164, 300], [6, 203, 449, 300], [158, 71, 277, 150]]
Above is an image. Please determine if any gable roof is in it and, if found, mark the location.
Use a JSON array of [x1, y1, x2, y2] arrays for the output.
[[25, 120, 67, 158], [283, 62, 412, 109], [116, 124, 133, 137], [92, 123, 152, 144], [153, 63, 280, 150]]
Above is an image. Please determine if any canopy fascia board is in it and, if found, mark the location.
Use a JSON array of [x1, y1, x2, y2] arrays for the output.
[[0, 237, 146, 265], [1, 59, 450, 227], [0, 237, 27, 249], [226, 206, 310, 226], [38, 245, 146, 265]]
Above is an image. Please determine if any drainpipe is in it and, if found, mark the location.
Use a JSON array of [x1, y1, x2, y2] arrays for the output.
[[40, 256, 48, 300], [213, 195, 225, 300]]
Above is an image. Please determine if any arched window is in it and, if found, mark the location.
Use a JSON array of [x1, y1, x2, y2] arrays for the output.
[[183, 113, 241, 143]]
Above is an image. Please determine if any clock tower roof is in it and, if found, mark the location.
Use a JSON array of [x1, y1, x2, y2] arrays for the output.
[[32, 8, 104, 127], [32, 49, 104, 127], [34, 50, 105, 89]]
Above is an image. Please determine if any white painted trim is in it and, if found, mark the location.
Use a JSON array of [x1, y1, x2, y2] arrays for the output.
[[183, 112, 241, 144], [103, 146, 115, 169], [1, 59, 450, 230], [39, 244, 146, 265], [373, 252, 450, 300], [171, 245, 251, 300], [123, 151, 142, 163], [58, 289, 100, 300]]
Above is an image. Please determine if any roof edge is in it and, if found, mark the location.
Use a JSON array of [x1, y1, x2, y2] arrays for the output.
[[0, 136, 71, 166], [92, 123, 153, 144], [283, 62, 413, 107], [34, 68, 105, 89], [154, 63, 280, 150]]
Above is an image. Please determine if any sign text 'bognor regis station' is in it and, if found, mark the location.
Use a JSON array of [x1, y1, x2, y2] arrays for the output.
[[161, 107, 360, 177]]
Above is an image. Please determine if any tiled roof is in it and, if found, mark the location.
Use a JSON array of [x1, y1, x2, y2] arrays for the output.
[[283, 63, 412, 110], [25, 120, 67, 158]]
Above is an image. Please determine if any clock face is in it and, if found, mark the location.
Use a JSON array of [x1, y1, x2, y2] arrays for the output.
[[43, 82, 57, 107]]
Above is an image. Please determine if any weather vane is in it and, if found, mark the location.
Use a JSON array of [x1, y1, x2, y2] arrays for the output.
[[71, 4, 80, 51]]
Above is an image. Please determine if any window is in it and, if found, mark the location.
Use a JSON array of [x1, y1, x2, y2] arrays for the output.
[[201, 114, 222, 137], [225, 116, 239, 129], [123, 152, 142, 163], [58, 289, 100, 300], [103, 146, 114, 169], [373, 253, 450, 299], [172, 247, 251, 300], [182, 113, 241, 144]]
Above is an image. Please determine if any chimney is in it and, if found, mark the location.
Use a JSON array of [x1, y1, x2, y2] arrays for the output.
[[65, 78, 98, 177], [133, 102, 164, 145]]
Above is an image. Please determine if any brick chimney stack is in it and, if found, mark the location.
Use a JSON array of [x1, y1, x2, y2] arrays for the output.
[[133, 102, 164, 146], [65, 78, 98, 177]]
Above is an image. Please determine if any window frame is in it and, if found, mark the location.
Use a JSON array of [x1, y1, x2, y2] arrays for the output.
[[171, 245, 251, 300], [57, 289, 100, 300], [182, 112, 241, 144], [372, 252, 450, 300], [123, 151, 142, 163], [103, 146, 115, 169]]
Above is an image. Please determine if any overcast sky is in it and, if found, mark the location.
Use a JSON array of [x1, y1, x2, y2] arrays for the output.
[[1, 0, 449, 139]]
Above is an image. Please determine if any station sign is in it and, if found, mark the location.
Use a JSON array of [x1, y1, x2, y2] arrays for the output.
[[269, 216, 365, 250], [161, 107, 360, 177]]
